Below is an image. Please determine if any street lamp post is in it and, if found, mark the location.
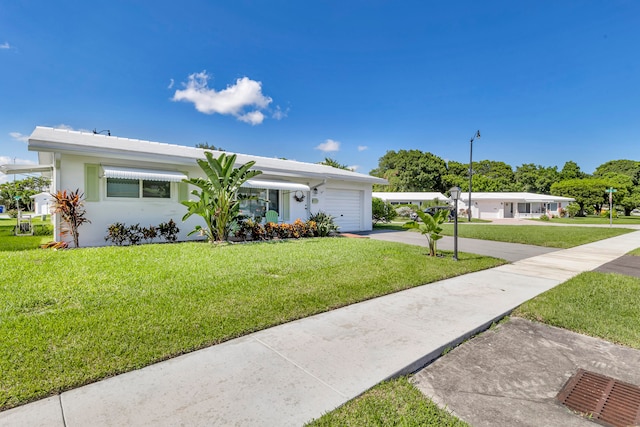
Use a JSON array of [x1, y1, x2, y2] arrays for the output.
[[468, 130, 480, 222], [449, 186, 461, 261]]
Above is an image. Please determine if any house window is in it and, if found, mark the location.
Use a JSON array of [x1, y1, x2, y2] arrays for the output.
[[106, 178, 171, 198], [517, 203, 530, 214], [107, 178, 139, 198], [142, 180, 171, 198], [239, 188, 280, 220]]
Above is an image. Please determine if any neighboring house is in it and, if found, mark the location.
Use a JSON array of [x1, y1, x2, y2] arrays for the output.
[[456, 192, 575, 219], [22, 126, 386, 246], [372, 192, 448, 206], [30, 192, 52, 217]]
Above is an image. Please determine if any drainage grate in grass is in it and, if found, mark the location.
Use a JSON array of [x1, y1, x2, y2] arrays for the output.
[[557, 369, 640, 427]]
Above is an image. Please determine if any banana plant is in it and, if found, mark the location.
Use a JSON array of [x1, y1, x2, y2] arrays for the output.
[[403, 209, 450, 257], [182, 152, 262, 242]]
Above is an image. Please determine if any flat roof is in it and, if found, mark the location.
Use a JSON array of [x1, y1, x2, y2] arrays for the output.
[[28, 127, 387, 185]]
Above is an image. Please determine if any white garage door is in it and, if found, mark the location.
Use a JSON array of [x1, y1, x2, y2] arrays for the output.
[[325, 189, 363, 232]]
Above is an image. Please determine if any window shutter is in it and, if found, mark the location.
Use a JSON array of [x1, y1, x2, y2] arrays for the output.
[[84, 164, 100, 201], [178, 181, 189, 202], [283, 191, 290, 221]]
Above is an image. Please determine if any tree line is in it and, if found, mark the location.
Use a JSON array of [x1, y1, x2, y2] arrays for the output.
[[370, 150, 640, 215]]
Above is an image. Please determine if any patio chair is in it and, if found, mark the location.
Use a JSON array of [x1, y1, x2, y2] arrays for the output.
[[265, 210, 279, 224]]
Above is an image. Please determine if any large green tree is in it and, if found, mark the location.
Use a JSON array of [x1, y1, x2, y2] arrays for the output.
[[515, 164, 559, 194], [559, 161, 588, 181], [551, 178, 609, 216], [442, 160, 518, 192], [370, 150, 448, 192], [182, 152, 262, 243], [594, 159, 640, 185]]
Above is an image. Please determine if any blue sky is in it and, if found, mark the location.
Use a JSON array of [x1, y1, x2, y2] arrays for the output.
[[1, 1, 639, 184]]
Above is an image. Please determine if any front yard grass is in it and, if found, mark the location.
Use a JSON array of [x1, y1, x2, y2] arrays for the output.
[[514, 271, 640, 349], [0, 217, 53, 251], [439, 224, 632, 248], [530, 215, 640, 225], [0, 238, 504, 410], [376, 221, 633, 248], [306, 377, 468, 427]]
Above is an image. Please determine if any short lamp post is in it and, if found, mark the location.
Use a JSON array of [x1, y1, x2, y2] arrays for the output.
[[450, 186, 461, 261]]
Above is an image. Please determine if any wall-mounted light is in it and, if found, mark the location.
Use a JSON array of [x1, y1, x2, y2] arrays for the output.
[[312, 187, 318, 195]]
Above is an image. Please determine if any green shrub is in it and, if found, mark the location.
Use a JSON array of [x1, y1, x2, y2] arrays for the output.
[[105, 222, 129, 246], [157, 219, 180, 242], [106, 220, 180, 245], [601, 209, 618, 219], [395, 206, 414, 218], [7, 209, 18, 218], [566, 203, 581, 218], [372, 198, 397, 224], [33, 224, 53, 236], [539, 214, 550, 221], [309, 211, 339, 236]]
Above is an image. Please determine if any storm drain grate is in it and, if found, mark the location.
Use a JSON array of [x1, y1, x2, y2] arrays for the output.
[[557, 369, 640, 427]]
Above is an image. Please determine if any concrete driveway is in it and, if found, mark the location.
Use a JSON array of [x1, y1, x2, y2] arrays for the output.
[[361, 229, 559, 262]]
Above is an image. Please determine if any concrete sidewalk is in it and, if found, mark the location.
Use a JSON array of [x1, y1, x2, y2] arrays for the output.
[[2, 230, 639, 427]]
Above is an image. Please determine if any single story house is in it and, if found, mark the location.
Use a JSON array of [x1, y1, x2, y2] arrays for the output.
[[21, 126, 386, 246], [371, 192, 448, 206], [456, 192, 575, 219]]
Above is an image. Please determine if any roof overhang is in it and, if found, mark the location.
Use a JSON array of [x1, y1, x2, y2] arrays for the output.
[[101, 166, 187, 182], [242, 179, 310, 192], [27, 127, 388, 185]]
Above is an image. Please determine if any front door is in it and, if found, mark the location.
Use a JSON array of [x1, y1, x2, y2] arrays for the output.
[[504, 202, 514, 218]]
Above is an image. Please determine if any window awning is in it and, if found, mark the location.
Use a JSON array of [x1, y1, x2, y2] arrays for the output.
[[101, 166, 187, 182], [0, 164, 53, 174], [242, 179, 310, 192]]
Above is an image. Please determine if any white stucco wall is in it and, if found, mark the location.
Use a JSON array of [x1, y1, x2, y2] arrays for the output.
[[53, 154, 203, 247], [51, 155, 374, 246]]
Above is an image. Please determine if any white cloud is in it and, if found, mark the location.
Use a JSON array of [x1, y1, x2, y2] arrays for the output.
[[172, 71, 273, 125], [54, 124, 74, 130], [0, 42, 10, 49], [9, 132, 28, 143], [315, 139, 340, 152], [237, 110, 265, 126], [272, 106, 289, 120], [348, 165, 360, 171], [357, 145, 368, 152], [167, 79, 174, 89]]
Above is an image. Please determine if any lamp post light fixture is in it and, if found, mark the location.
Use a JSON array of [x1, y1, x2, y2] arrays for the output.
[[449, 186, 461, 261], [468, 130, 480, 222]]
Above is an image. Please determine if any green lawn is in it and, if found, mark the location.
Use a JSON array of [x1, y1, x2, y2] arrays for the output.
[[440, 224, 632, 248], [514, 271, 640, 349], [377, 221, 634, 248], [0, 217, 53, 251], [306, 377, 468, 427], [0, 238, 504, 410], [530, 215, 640, 225]]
